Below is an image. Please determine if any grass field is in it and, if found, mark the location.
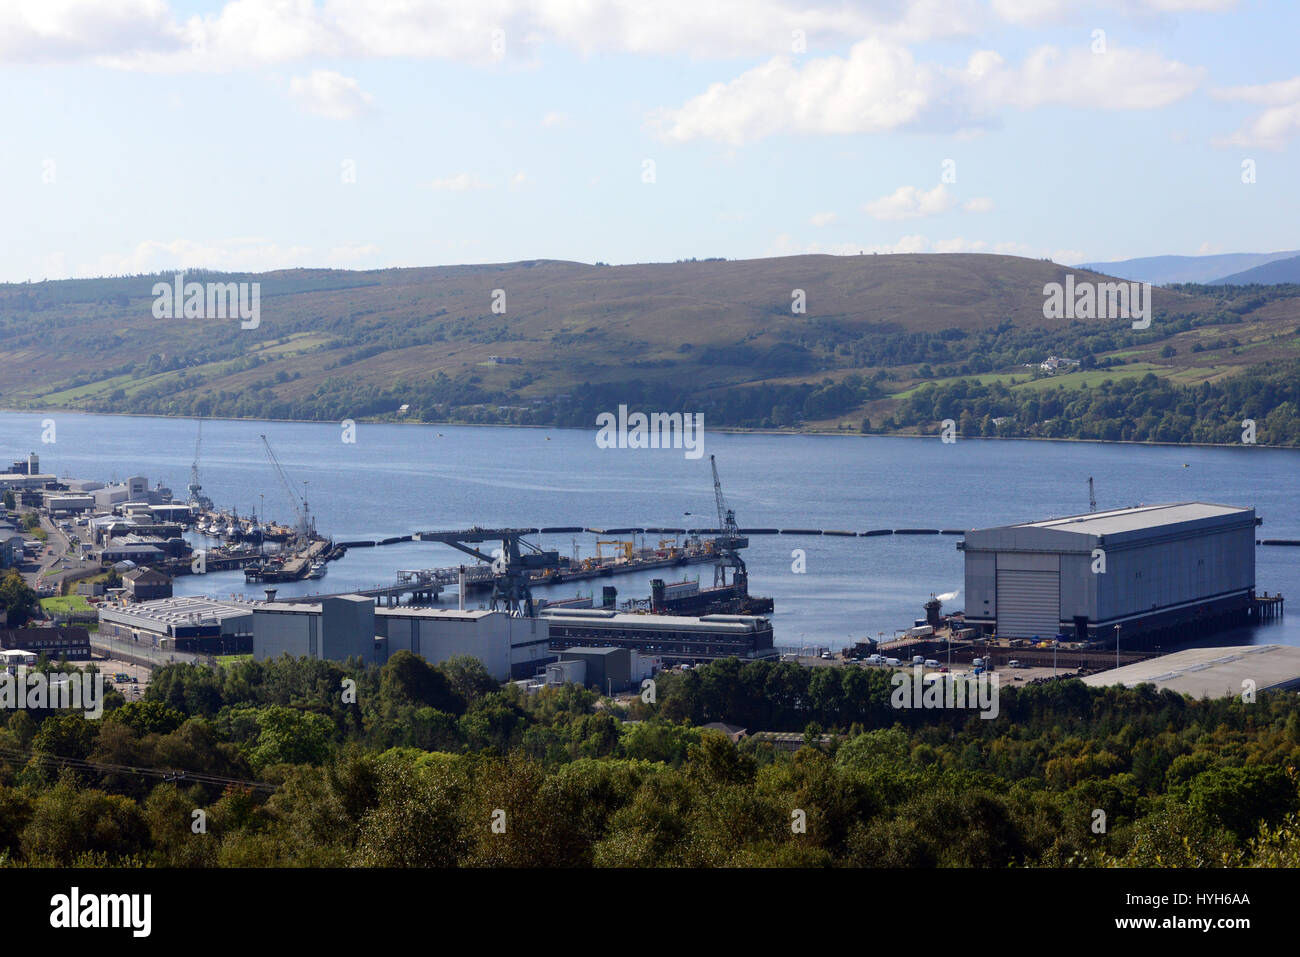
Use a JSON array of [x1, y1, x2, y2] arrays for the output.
[[40, 594, 93, 615]]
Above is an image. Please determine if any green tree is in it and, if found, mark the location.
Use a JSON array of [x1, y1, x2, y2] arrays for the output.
[[0, 570, 39, 626]]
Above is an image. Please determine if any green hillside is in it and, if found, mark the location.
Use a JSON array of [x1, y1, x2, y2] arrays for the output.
[[2, 255, 1299, 445]]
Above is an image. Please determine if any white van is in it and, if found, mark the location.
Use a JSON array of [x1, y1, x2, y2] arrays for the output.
[[885, 657, 901, 667], [912, 655, 925, 665], [924, 659, 940, 668]]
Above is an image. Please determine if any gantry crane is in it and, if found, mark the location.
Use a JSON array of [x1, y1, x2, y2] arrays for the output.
[[709, 454, 748, 588], [414, 527, 560, 616], [261, 434, 314, 541], [187, 417, 213, 510]]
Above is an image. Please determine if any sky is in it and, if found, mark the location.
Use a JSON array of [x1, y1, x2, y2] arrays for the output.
[[1, 0, 1298, 283]]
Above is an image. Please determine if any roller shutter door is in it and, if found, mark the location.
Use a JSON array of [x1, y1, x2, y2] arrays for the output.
[[997, 569, 1060, 638]]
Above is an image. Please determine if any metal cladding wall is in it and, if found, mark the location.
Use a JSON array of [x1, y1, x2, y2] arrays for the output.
[[560, 647, 632, 692], [253, 595, 379, 664], [376, 609, 551, 680], [963, 504, 1257, 639], [1096, 519, 1254, 623]]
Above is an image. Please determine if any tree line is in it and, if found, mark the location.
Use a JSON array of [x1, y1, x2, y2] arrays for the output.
[[2, 652, 1299, 867]]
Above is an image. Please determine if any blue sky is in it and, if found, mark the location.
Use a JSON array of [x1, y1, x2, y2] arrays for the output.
[[1, 0, 1297, 282]]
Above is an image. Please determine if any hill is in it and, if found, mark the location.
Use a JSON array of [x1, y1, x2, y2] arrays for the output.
[[1212, 254, 1300, 285], [2, 253, 1300, 444], [1076, 251, 1300, 285]]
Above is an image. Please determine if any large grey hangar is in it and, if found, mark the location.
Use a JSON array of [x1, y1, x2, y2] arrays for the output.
[[960, 502, 1260, 645]]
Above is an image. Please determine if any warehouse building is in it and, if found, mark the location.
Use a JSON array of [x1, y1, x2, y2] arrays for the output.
[[376, 607, 552, 680], [558, 647, 632, 693], [253, 596, 384, 665], [960, 502, 1258, 645], [249, 601, 554, 679], [1083, 644, 1300, 699], [99, 596, 254, 653], [539, 608, 777, 664]]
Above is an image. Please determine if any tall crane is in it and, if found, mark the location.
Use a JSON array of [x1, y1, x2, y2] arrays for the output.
[[709, 454, 747, 588], [187, 417, 213, 510], [261, 434, 314, 541]]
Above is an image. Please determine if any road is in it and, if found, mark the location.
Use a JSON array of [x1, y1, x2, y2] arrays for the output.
[[21, 512, 97, 596]]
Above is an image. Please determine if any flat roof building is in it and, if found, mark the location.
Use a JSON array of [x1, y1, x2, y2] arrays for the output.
[[249, 601, 553, 679], [376, 607, 552, 680], [961, 502, 1258, 646], [539, 608, 776, 664], [1083, 644, 1300, 698], [558, 646, 632, 693], [98, 596, 254, 649], [254, 596, 383, 666]]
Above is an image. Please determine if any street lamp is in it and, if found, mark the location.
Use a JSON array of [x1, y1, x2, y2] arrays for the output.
[[1114, 624, 1121, 670]]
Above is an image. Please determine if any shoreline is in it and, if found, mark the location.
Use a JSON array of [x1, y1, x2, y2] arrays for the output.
[[0, 405, 1295, 452]]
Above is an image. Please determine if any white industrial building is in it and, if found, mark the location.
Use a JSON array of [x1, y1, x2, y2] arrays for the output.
[[376, 607, 552, 680], [252, 596, 385, 665], [961, 502, 1258, 644], [250, 599, 554, 680], [92, 477, 148, 511], [99, 595, 254, 650]]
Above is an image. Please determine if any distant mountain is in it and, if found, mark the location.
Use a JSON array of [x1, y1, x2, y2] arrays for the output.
[[1212, 254, 1300, 285], [2, 252, 1296, 441], [1076, 251, 1300, 285]]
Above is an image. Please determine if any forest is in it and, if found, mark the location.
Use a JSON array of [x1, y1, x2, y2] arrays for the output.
[[2, 651, 1299, 868]]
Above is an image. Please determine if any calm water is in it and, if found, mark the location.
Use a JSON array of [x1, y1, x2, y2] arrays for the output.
[[2, 412, 1296, 650]]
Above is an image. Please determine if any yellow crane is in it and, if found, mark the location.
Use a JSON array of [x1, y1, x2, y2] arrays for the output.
[[595, 539, 635, 562]]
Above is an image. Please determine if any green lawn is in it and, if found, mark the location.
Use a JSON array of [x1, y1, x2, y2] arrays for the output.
[[1009, 363, 1163, 391], [214, 654, 253, 666], [40, 594, 93, 614]]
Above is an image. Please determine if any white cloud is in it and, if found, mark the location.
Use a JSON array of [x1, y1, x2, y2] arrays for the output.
[[864, 184, 955, 221], [993, 0, 1237, 23], [990, 0, 1072, 24], [1213, 77, 1300, 105], [426, 172, 489, 191], [768, 233, 1081, 261], [1212, 76, 1300, 150], [964, 46, 1204, 111], [658, 39, 1202, 144], [3, 0, 983, 71], [657, 38, 937, 145], [808, 211, 837, 227], [289, 70, 374, 119], [509, 170, 533, 189], [0, 0, 178, 63], [541, 111, 571, 128], [1215, 103, 1300, 150], [862, 185, 993, 220], [80, 237, 316, 276]]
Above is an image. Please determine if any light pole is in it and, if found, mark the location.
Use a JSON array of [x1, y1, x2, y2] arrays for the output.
[[1054, 634, 1060, 678], [1114, 624, 1121, 670]]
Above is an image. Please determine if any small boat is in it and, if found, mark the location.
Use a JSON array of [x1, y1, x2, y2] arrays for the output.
[[307, 560, 327, 580]]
